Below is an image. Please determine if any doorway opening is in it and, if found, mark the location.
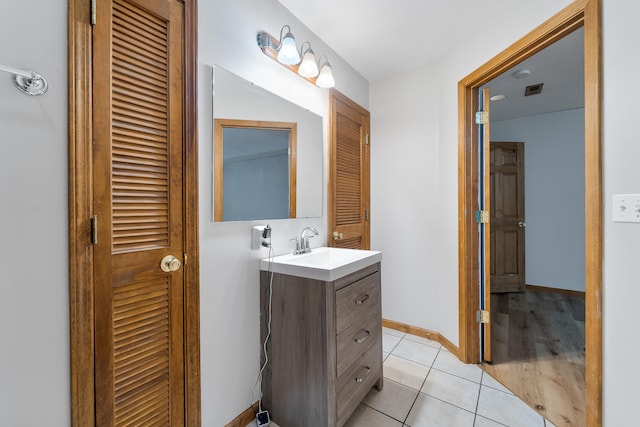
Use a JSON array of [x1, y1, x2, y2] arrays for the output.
[[457, 0, 601, 426], [480, 25, 586, 425]]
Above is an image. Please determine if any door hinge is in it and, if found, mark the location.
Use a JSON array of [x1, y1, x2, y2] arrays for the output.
[[183, 252, 188, 267], [476, 309, 490, 324], [365, 209, 369, 221], [475, 111, 489, 125], [365, 133, 369, 145], [475, 210, 489, 224], [90, 215, 98, 244], [90, 0, 96, 26]]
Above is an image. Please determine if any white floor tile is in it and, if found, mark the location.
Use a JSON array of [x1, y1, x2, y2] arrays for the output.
[[421, 369, 481, 413], [432, 350, 483, 383], [383, 332, 402, 353], [473, 415, 506, 426], [403, 333, 442, 349], [383, 326, 406, 338], [476, 385, 545, 427], [383, 354, 430, 390], [245, 420, 280, 427], [481, 372, 514, 394], [405, 394, 475, 427], [391, 339, 440, 367], [545, 419, 557, 427], [362, 379, 419, 422], [343, 404, 403, 427]]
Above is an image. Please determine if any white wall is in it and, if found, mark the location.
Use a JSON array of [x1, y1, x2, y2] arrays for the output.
[[371, 0, 640, 425], [198, 0, 368, 424], [370, 1, 577, 346], [492, 109, 585, 292], [0, 1, 69, 425], [601, 1, 640, 424]]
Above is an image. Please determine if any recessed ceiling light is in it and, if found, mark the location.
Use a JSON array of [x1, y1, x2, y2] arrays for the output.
[[512, 69, 531, 79], [490, 94, 506, 101]]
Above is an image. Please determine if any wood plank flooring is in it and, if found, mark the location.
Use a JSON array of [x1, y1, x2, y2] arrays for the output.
[[482, 289, 586, 426]]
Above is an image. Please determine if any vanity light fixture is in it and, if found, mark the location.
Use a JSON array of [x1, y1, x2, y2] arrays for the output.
[[315, 56, 335, 89], [298, 42, 319, 78], [276, 25, 300, 65], [257, 25, 335, 88]]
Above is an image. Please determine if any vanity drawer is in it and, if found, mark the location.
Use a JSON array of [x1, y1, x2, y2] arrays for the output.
[[336, 311, 381, 378], [335, 272, 381, 333], [336, 343, 381, 427]]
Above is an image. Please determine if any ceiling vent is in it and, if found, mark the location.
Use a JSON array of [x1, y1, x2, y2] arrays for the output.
[[524, 83, 544, 96]]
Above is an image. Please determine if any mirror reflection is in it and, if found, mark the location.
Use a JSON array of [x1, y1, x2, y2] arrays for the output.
[[212, 65, 323, 222], [214, 119, 296, 221]]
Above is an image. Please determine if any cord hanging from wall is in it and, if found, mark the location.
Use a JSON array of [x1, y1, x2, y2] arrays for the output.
[[0, 64, 48, 96]]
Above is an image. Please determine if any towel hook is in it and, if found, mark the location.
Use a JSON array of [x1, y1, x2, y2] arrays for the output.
[[0, 64, 48, 96]]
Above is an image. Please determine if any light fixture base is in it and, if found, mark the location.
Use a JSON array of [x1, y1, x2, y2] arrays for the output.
[[12, 70, 48, 96]]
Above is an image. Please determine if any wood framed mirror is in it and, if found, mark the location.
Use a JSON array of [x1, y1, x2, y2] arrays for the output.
[[214, 119, 297, 222]]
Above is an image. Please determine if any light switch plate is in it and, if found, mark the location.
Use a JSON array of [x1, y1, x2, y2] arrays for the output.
[[612, 194, 640, 223]]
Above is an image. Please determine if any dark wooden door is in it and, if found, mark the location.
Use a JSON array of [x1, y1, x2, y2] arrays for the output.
[[93, 0, 186, 424], [490, 141, 526, 293], [328, 90, 370, 249]]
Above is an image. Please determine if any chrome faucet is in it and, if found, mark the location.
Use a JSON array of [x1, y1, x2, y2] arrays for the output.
[[293, 226, 319, 254]]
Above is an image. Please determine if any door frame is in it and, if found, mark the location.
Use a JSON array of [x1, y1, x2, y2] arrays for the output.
[[67, 1, 201, 425], [457, 0, 601, 425]]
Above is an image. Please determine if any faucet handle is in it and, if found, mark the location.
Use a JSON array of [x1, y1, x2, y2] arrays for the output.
[[290, 237, 302, 254]]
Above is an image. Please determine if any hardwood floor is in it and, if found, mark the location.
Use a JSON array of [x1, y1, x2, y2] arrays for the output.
[[482, 289, 586, 426]]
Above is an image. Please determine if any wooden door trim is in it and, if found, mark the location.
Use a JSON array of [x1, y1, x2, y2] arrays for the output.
[[67, 1, 201, 425], [457, 0, 601, 425]]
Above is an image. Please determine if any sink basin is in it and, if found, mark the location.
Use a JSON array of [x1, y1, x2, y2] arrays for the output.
[[260, 247, 382, 281]]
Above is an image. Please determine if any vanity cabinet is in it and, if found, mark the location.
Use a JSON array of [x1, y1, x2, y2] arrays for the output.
[[259, 262, 383, 427]]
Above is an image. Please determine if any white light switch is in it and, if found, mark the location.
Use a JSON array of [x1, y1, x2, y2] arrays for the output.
[[612, 194, 640, 223]]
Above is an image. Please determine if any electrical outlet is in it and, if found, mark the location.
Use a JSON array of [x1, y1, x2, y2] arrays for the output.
[[612, 194, 640, 223], [256, 410, 270, 426], [251, 225, 271, 249]]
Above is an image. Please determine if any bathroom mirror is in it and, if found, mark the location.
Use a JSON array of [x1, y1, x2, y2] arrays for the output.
[[212, 65, 323, 221]]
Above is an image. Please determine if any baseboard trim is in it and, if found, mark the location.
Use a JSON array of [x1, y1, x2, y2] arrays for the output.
[[526, 284, 585, 298], [225, 401, 259, 427], [382, 318, 459, 356]]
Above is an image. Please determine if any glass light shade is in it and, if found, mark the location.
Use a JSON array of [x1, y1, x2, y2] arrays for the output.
[[298, 51, 319, 78], [316, 63, 335, 88], [277, 32, 301, 65]]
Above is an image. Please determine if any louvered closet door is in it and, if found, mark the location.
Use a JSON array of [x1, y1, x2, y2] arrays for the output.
[[329, 91, 370, 250], [93, 0, 185, 425]]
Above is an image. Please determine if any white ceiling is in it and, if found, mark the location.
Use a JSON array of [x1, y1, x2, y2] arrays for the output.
[[277, 0, 585, 121], [484, 27, 584, 121]]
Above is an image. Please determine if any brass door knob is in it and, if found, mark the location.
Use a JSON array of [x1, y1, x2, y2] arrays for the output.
[[160, 255, 182, 272], [333, 231, 344, 240]]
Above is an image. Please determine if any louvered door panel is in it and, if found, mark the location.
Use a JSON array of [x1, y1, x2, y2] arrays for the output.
[[336, 114, 362, 226], [93, 0, 185, 425], [329, 91, 370, 250], [113, 279, 170, 426], [112, 1, 170, 254]]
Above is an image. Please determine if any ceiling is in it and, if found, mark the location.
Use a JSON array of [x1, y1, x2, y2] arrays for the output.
[[277, 0, 585, 121]]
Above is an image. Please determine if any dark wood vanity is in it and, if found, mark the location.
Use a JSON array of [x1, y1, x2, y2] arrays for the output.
[[259, 261, 383, 427]]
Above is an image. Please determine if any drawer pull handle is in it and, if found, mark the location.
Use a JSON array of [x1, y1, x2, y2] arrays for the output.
[[355, 366, 371, 383], [355, 294, 370, 305], [354, 330, 370, 343]]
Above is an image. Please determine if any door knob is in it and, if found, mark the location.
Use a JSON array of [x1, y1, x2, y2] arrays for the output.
[[333, 231, 344, 240], [160, 255, 182, 272], [518, 221, 526, 228]]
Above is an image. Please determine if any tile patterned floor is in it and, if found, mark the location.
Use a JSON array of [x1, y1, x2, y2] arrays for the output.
[[248, 327, 556, 427]]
